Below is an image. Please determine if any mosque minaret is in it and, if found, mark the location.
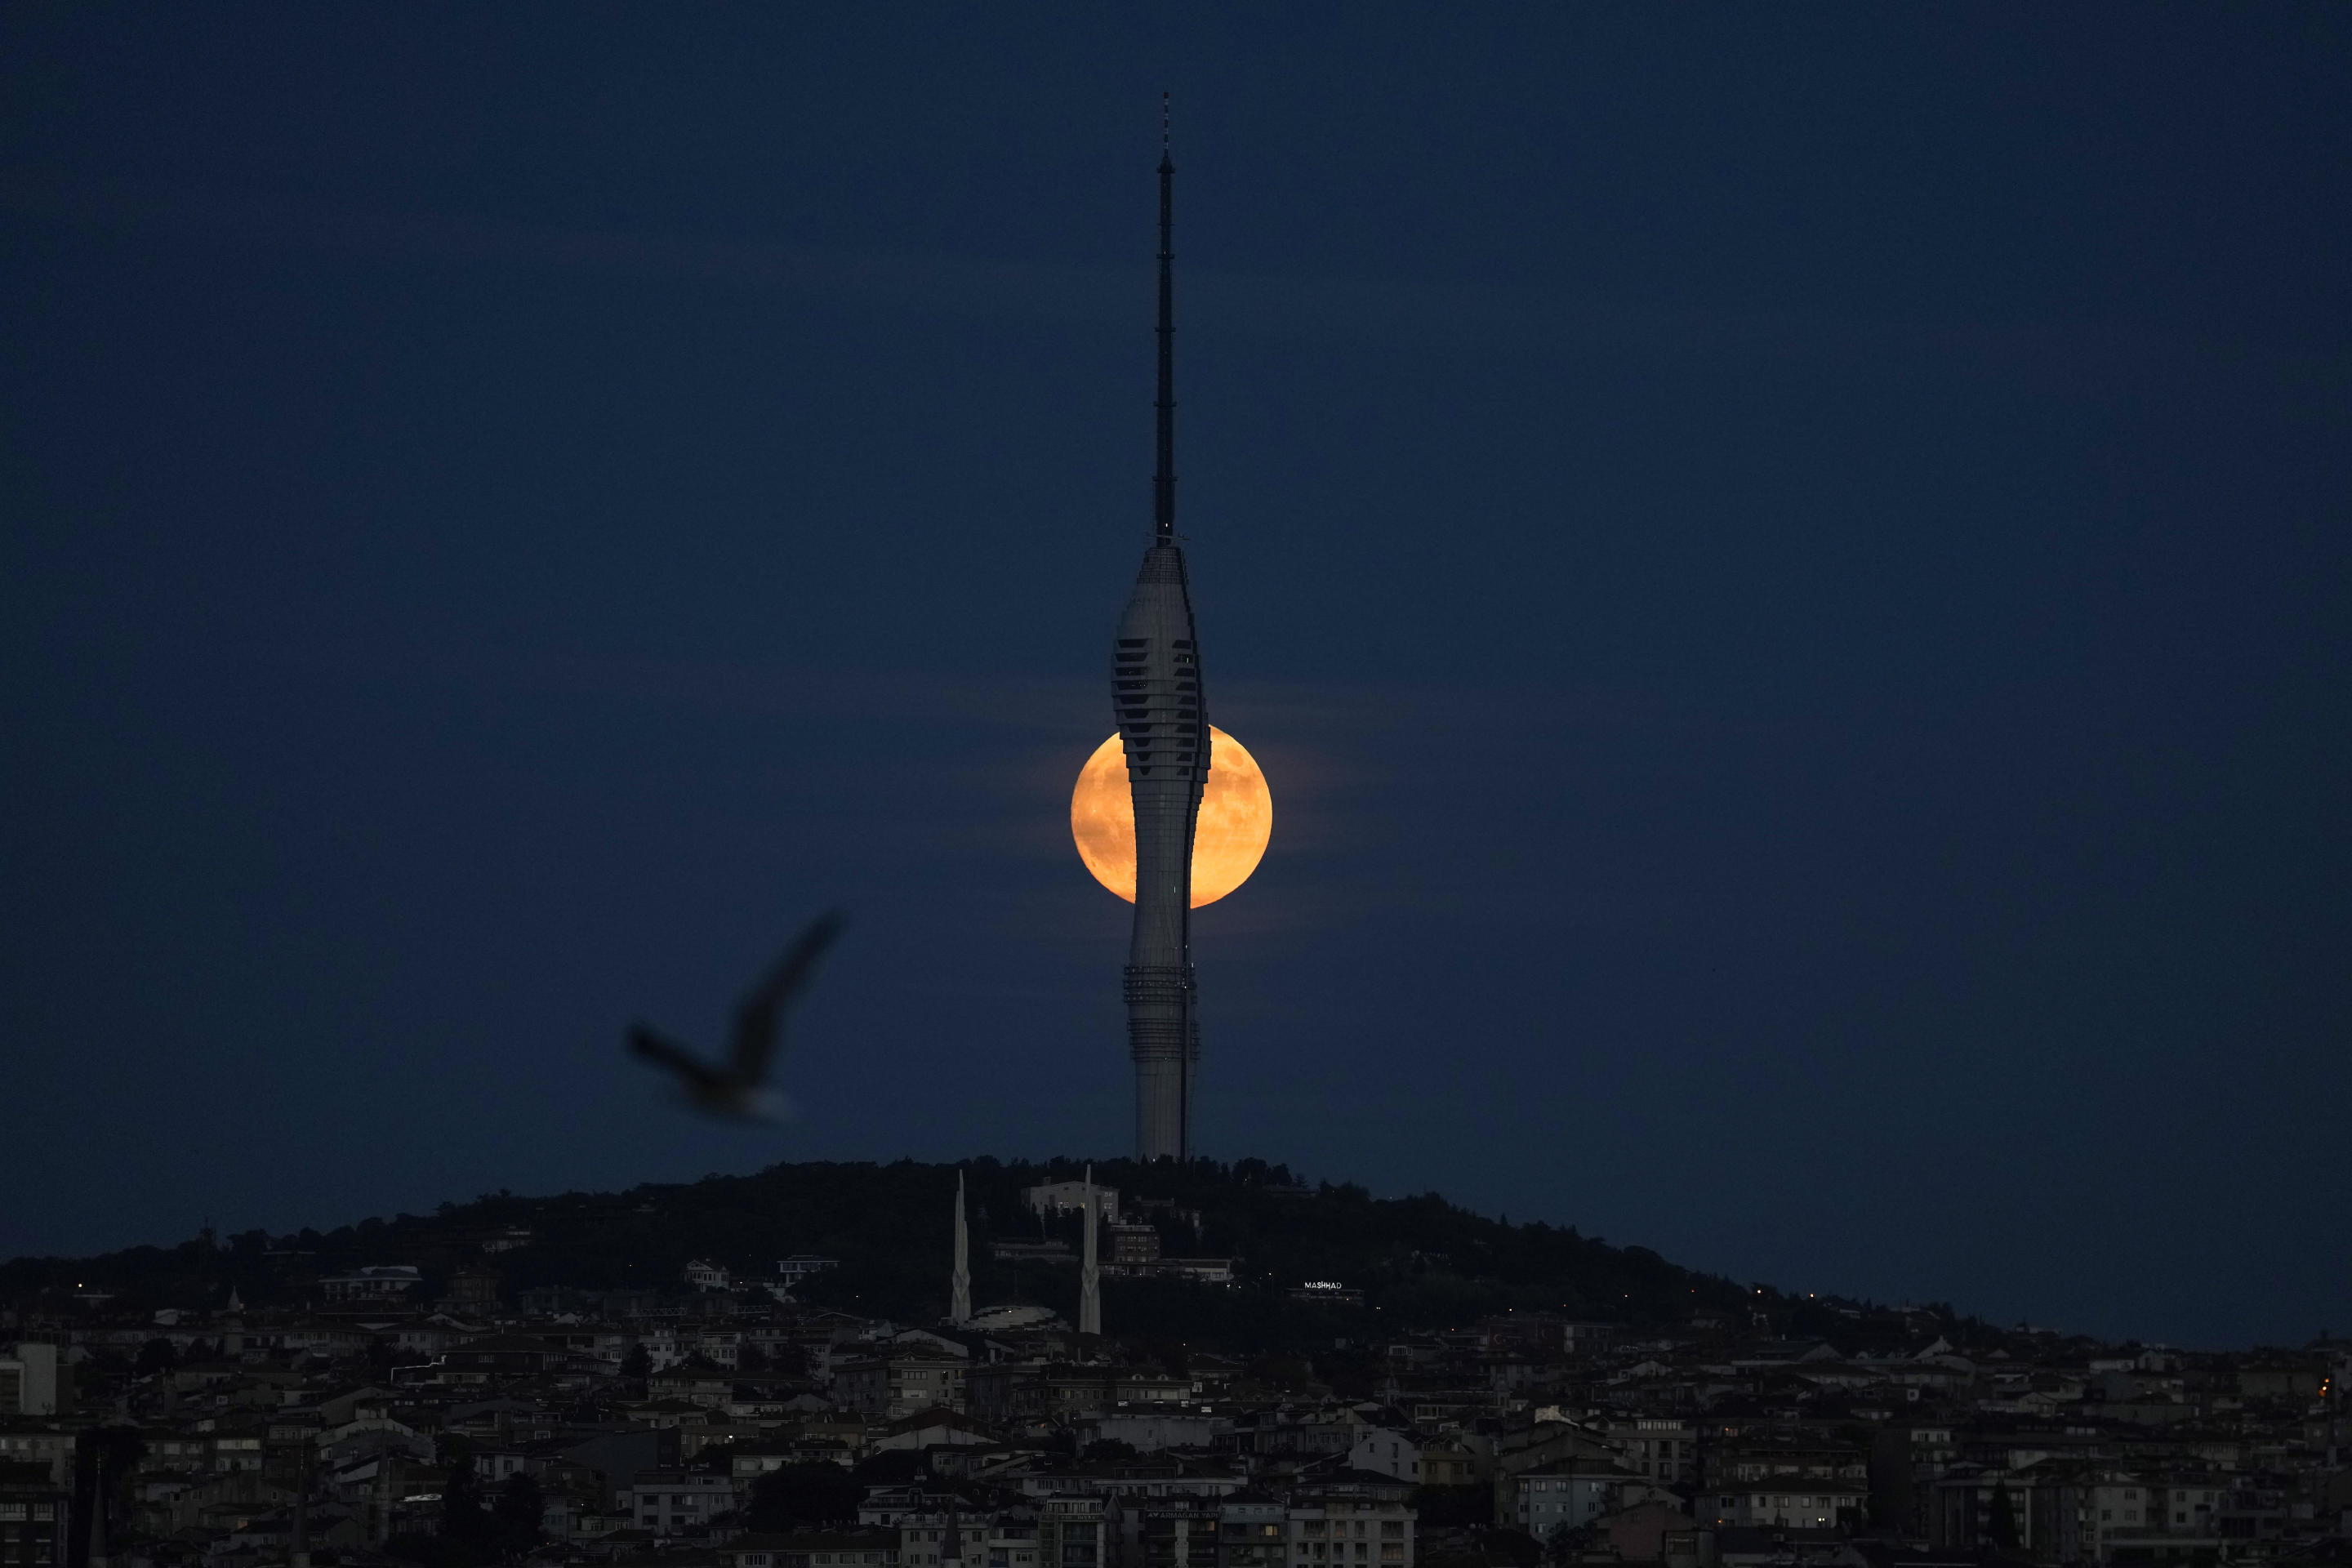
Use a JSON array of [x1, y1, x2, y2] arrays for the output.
[[950, 1169, 971, 1325]]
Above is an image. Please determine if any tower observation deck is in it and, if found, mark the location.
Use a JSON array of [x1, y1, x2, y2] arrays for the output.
[[1111, 102, 1206, 1162]]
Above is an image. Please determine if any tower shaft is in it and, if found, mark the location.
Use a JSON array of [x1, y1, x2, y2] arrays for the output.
[[1116, 102, 1206, 1162]]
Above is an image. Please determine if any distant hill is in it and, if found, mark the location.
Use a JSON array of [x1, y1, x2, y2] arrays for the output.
[[0, 1156, 1965, 1358]]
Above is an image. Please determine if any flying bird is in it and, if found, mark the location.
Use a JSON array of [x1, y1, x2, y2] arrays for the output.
[[626, 911, 846, 1121]]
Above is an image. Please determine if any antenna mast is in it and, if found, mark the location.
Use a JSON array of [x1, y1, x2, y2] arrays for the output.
[[1154, 93, 1177, 544]]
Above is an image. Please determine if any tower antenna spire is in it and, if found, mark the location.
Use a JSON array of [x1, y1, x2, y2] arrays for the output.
[[1154, 91, 1177, 545]]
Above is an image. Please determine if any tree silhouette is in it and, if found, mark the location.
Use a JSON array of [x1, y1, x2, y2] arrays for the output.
[[745, 1463, 860, 1532], [493, 1473, 543, 1557], [440, 1440, 487, 1543], [1988, 1481, 2020, 1554]]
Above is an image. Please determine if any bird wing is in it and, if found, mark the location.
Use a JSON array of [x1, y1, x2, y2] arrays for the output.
[[627, 1025, 729, 1094], [728, 908, 847, 1084]]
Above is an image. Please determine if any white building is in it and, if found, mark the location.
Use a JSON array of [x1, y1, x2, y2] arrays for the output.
[[1024, 1181, 1120, 1224], [624, 1469, 739, 1535], [0, 1345, 71, 1416], [776, 1255, 840, 1293], [319, 1266, 423, 1303], [1285, 1485, 1416, 1568], [1707, 1480, 1869, 1531], [1511, 1461, 1639, 1539], [1609, 1418, 1697, 1486], [1349, 1429, 1423, 1483], [831, 1351, 969, 1419], [0, 1423, 74, 1482]]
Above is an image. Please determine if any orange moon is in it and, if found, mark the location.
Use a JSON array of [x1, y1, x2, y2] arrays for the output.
[[1071, 726, 1272, 907]]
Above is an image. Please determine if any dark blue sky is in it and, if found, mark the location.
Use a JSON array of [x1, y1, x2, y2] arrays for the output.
[[4, 7, 2346, 1348]]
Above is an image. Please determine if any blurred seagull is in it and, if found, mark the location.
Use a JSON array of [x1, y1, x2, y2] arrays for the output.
[[626, 911, 846, 1121]]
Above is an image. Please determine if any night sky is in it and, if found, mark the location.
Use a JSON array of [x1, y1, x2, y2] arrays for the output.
[[4, 8, 2347, 1349]]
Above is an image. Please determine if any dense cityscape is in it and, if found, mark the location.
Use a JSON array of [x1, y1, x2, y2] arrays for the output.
[[2, 1160, 2345, 1568]]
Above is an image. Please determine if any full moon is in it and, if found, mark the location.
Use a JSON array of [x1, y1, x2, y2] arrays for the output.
[[1071, 726, 1272, 907]]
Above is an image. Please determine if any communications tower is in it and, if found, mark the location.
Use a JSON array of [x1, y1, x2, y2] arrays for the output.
[[1111, 100, 1207, 1162]]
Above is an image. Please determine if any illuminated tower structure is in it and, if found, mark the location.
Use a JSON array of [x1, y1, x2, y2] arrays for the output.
[[1112, 105, 1209, 1163]]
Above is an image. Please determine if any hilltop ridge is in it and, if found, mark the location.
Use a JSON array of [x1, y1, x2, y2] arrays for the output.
[[2, 1156, 1999, 1356]]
